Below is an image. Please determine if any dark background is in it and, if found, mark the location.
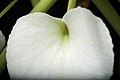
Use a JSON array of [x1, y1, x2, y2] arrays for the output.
[[0, 0, 120, 80]]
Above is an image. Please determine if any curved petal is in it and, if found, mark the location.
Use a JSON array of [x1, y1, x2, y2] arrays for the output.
[[62, 7, 114, 79], [7, 7, 114, 79], [7, 12, 68, 79]]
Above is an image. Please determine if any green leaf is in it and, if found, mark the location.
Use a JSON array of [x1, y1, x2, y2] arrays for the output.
[[0, 47, 6, 75], [0, 0, 18, 18], [92, 0, 120, 37]]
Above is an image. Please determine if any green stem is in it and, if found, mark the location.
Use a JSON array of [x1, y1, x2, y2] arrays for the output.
[[31, 0, 40, 7], [67, 0, 77, 11], [0, 47, 6, 75], [31, 0, 57, 12], [92, 0, 120, 37], [0, 0, 18, 18]]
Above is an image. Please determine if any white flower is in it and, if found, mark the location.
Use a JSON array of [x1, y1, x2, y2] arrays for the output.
[[6, 7, 114, 79]]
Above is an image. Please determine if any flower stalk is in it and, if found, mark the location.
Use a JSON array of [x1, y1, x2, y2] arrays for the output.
[[67, 0, 77, 11], [31, 0, 57, 12], [31, 0, 40, 7]]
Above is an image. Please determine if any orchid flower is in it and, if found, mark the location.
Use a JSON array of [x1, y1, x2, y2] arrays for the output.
[[6, 7, 114, 79]]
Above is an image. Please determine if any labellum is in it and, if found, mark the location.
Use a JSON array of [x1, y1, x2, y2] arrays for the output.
[[7, 7, 114, 79]]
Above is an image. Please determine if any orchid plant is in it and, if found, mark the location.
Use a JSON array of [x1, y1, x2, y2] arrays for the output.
[[0, 0, 120, 79]]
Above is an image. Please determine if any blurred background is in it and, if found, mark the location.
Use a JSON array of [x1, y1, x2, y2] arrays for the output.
[[0, 0, 120, 80]]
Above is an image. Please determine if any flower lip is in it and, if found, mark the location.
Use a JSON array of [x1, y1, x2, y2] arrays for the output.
[[6, 6, 114, 79]]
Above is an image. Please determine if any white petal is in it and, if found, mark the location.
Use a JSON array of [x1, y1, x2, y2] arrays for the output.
[[7, 7, 114, 79], [62, 7, 114, 79], [7, 12, 68, 79], [0, 31, 5, 52]]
